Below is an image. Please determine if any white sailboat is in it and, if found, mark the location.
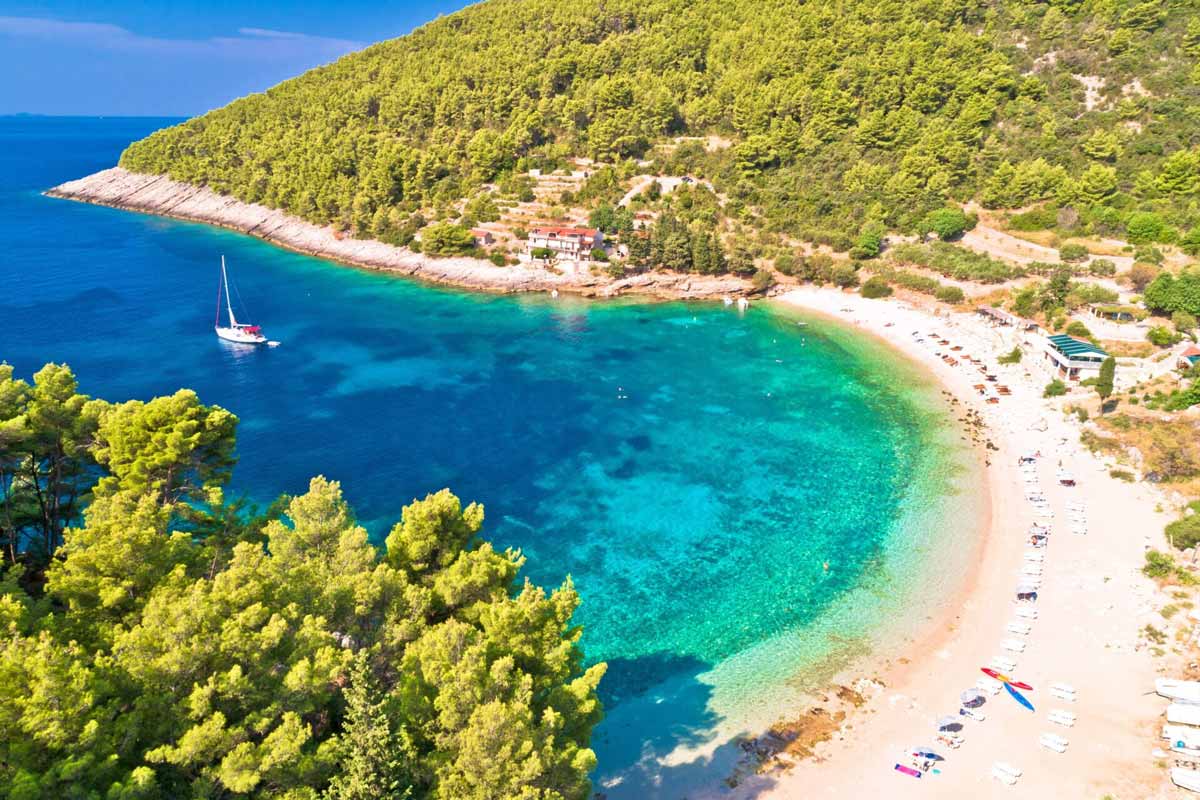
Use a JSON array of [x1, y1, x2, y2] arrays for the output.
[[214, 256, 270, 345]]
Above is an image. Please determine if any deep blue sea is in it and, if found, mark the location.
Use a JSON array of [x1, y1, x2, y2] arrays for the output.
[[2, 116, 977, 795]]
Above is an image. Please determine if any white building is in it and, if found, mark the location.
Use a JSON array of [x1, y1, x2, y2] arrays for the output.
[[526, 226, 603, 262]]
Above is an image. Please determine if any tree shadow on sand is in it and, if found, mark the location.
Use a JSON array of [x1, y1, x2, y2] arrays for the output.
[[590, 652, 782, 800]]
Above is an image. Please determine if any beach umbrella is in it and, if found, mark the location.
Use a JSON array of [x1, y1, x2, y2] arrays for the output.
[[960, 689, 985, 707], [937, 716, 963, 732], [912, 748, 943, 761]]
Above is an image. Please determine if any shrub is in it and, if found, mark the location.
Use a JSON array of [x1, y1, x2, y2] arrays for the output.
[[860, 276, 893, 298], [1126, 212, 1168, 244], [1166, 512, 1200, 551], [1110, 469, 1134, 481], [830, 263, 860, 288], [531, 246, 554, 260], [1009, 206, 1058, 231], [1148, 326, 1181, 347], [488, 251, 507, 267], [1144, 550, 1175, 579], [1089, 258, 1117, 277], [775, 252, 797, 276], [751, 268, 776, 293], [1044, 379, 1068, 397], [1065, 320, 1093, 339], [1127, 262, 1159, 291], [1174, 311, 1198, 333], [590, 248, 609, 262], [889, 242, 1018, 283], [921, 207, 972, 241], [935, 285, 966, 304], [1059, 243, 1089, 263], [998, 347, 1023, 364], [421, 222, 477, 256], [1134, 245, 1165, 265]]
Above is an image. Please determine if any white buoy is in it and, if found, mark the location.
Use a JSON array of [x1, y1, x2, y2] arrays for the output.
[[551, 289, 559, 298], [723, 296, 733, 306]]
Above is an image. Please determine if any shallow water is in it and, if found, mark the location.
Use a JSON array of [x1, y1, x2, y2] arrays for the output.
[[3, 116, 977, 792]]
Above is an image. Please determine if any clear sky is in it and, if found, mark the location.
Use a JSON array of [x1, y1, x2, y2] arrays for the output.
[[0, 1, 472, 116]]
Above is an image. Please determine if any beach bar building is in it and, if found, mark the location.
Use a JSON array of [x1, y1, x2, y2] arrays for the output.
[[1044, 334, 1108, 380]]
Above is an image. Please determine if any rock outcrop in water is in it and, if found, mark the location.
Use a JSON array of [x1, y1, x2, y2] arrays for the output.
[[48, 168, 751, 300]]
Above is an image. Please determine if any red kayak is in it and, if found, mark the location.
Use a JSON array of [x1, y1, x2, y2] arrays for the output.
[[981, 667, 1033, 691]]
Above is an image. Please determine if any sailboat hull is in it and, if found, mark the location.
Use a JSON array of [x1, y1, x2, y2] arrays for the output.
[[215, 326, 267, 344]]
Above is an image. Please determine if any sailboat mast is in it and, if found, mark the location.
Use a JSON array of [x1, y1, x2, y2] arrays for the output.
[[221, 256, 237, 327], [215, 260, 223, 328]]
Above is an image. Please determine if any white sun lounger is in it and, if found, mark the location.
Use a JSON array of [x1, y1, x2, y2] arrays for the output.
[[990, 656, 1017, 671], [976, 677, 1002, 695], [961, 708, 986, 722], [1014, 607, 1038, 620], [1036, 509, 1054, 518], [1022, 564, 1043, 575], [1048, 710, 1076, 727], [1002, 638, 1026, 653], [1007, 621, 1032, 635], [991, 766, 1018, 785], [1050, 686, 1076, 702], [1051, 682, 1076, 694], [1039, 733, 1069, 752], [1024, 552, 1045, 562], [994, 762, 1023, 778]]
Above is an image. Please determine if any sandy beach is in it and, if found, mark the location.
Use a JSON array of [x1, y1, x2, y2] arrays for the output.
[[733, 286, 1178, 799]]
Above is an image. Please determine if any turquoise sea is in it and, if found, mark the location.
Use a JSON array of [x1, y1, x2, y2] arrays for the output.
[[3, 117, 979, 795]]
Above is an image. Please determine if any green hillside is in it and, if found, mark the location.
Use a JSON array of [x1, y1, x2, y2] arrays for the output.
[[121, 0, 1200, 252]]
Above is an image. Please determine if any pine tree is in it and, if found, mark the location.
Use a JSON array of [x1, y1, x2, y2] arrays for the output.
[[326, 654, 415, 800]]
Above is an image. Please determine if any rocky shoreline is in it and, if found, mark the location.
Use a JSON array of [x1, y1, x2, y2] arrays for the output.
[[46, 167, 751, 300]]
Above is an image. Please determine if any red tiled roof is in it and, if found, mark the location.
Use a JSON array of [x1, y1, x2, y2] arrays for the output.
[[1182, 345, 1200, 358], [530, 225, 598, 238]]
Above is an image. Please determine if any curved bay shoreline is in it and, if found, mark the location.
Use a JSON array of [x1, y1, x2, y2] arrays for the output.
[[46, 167, 752, 301], [45, 168, 1175, 798]]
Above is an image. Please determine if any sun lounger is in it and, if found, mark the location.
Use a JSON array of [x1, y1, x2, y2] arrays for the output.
[[990, 656, 1017, 672], [1007, 621, 1032, 635], [1039, 732, 1069, 753], [991, 766, 1018, 785], [1002, 638, 1027, 653], [1024, 552, 1044, 562], [1014, 607, 1038, 620], [1048, 710, 1076, 728], [1051, 682, 1076, 694], [976, 677, 1003, 695], [1050, 687, 1076, 702], [1021, 564, 1043, 575], [961, 708, 986, 722], [994, 762, 1023, 778]]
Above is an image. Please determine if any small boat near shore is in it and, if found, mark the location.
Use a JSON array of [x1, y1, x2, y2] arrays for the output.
[[214, 256, 276, 345]]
